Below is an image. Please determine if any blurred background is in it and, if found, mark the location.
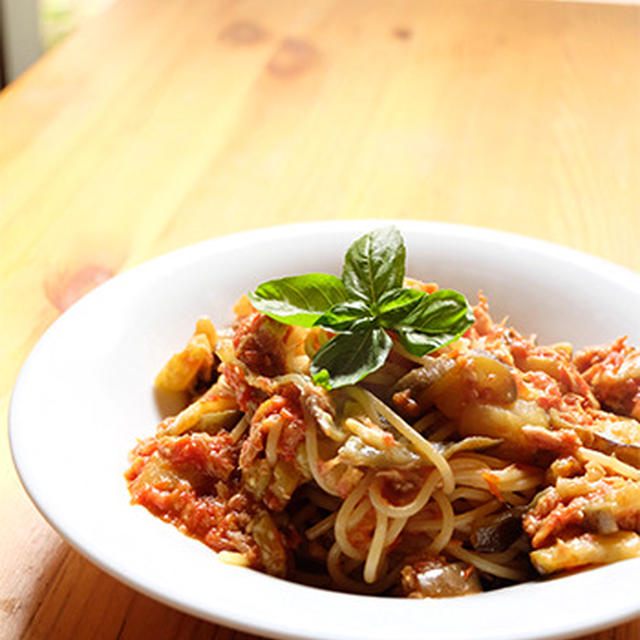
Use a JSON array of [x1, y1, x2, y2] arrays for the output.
[[1, 0, 639, 86], [1, 0, 115, 84]]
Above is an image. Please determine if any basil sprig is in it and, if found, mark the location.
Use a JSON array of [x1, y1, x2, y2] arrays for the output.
[[248, 226, 475, 389]]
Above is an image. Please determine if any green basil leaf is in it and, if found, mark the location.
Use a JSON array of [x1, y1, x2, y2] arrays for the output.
[[399, 289, 474, 332], [396, 329, 465, 357], [377, 287, 425, 327], [393, 289, 475, 356], [314, 300, 373, 333], [249, 274, 348, 327], [310, 327, 392, 389], [341, 226, 405, 306]]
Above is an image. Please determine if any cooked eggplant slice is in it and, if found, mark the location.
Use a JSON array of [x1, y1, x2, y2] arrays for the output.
[[471, 508, 525, 553], [458, 399, 550, 457], [338, 435, 422, 469], [251, 510, 288, 577], [392, 357, 457, 418], [470, 351, 518, 405], [401, 556, 482, 598], [196, 410, 242, 433], [569, 410, 640, 467], [393, 351, 517, 420]]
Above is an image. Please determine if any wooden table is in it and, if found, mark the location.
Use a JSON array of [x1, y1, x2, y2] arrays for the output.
[[1, 0, 639, 638]]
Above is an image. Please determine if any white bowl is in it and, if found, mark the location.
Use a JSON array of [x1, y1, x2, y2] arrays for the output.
[[10, 221, 640, 640]]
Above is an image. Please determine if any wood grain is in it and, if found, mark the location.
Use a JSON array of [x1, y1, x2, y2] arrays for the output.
[[0, 0, 638, 638]]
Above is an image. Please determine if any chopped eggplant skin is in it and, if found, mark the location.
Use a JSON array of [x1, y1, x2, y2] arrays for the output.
[[471, 508, 525, 553], [401, 556, 482, 598]]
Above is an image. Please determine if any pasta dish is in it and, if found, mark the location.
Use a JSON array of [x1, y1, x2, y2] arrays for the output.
[[125, 230, 640, 598]]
